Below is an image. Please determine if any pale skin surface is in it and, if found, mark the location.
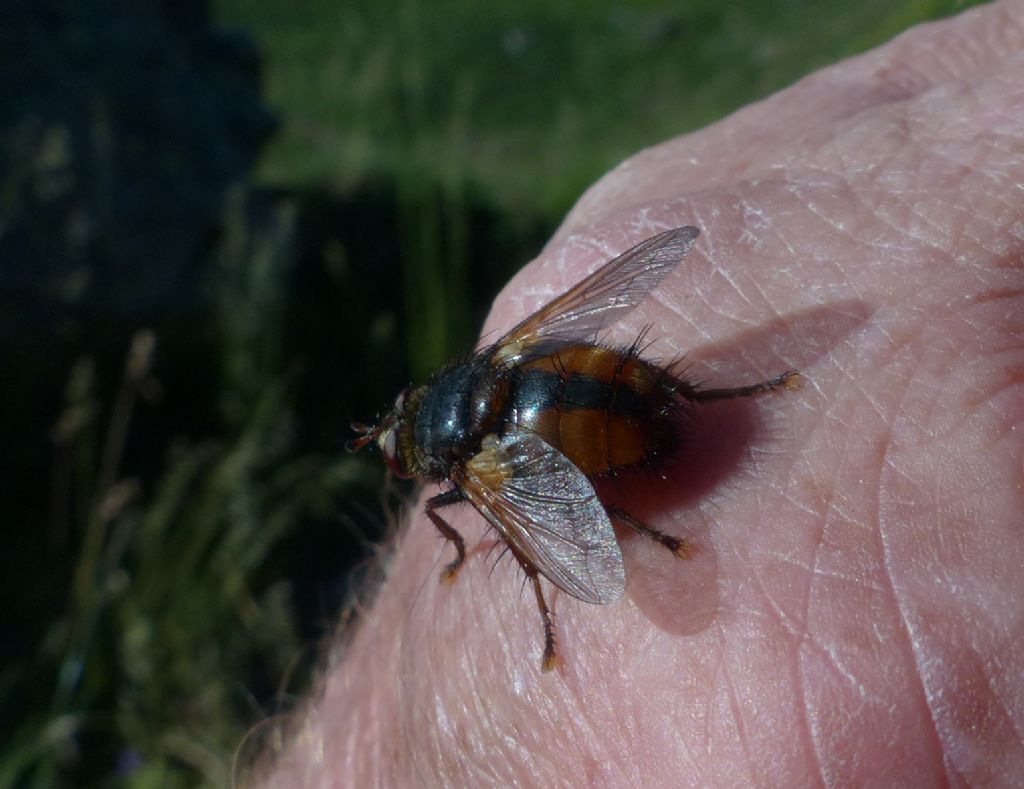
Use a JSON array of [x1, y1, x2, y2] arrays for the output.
[[257, 2, 1024, 786]]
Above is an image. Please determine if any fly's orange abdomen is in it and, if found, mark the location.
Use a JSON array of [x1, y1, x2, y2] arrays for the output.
[[509, 344, 676, 476]]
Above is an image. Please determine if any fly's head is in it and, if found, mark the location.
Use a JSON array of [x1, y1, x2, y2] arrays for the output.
[[348, 385, 425, 479]]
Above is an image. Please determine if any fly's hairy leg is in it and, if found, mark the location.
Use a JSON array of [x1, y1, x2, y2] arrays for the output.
[[608, 506, 691, 559], [526, 569, 559, 672], [505, 539, 560, 671], [425, 488, 468, 584], [692, 369, 801, 402]]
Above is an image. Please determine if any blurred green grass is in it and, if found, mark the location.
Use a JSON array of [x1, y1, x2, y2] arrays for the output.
[[217, 0, 965, 217], [3, 1, 983, 786]]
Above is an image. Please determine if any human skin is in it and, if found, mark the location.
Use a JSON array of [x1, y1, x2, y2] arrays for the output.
[[259, 2, 1024, 786]]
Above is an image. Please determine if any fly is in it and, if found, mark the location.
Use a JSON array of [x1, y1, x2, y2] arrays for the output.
[[350, 226, 800, 670]]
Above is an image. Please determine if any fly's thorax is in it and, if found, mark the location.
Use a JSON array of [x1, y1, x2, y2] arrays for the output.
[[411, 357, 510, 478]]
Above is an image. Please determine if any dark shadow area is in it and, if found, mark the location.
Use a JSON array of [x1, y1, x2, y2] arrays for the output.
[[597, 300, 873, 636], [682, 299, 876, 377]]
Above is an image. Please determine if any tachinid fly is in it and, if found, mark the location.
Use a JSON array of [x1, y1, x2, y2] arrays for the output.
[[350, 226, 800, 671]]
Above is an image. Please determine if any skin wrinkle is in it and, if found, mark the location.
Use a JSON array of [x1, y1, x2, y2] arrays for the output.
[[486, 605, 548, 780], [806, 563, 883, 596], [990, 659, 1024, 753], [714, 633, 759, 788], [808, 364, 923, 781], [920, 167, 1011, 259], [876, 397, 953, 786], [440, 646, 479, 781], [563, 686, 620, 786], [695, 523, 783, 777], [477, 597, 527, 759], [806, 513, 881, 711], [802, 634, 874, 706], [884, 364, 1019, 777], [791, 644, 829, 789], [972, 356, 1024, 419], [924, 330, 1017, 435], [742, 551, 806, 640], [800, 440, 839, 660], [732, 620, 808, 784], [703, 635, 751, 784]]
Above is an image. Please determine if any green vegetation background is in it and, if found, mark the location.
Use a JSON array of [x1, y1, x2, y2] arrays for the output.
[[1, 0, 980, 785]]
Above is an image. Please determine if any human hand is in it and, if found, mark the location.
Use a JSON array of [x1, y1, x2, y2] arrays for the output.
[[263, 3, 1024, 785]]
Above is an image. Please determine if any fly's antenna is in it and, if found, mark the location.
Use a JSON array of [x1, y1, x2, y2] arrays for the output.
[[346, 420, 385, 452]]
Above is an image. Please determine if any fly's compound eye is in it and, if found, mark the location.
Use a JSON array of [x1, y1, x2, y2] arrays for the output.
[[378, 425, 411, 478]]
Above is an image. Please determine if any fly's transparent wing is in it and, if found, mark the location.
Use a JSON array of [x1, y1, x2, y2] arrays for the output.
[[493, 226, 699, 363], [457, 432, 625, 604]]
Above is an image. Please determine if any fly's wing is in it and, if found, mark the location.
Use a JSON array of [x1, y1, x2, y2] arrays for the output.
[[457, 432, 625, 604], [493, 226, 700, 364]]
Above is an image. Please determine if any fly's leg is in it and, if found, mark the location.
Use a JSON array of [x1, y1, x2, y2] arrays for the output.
[[608, 506, 691, 559], [425, 488, 467, 584], [503, 541, 559, 671], [525, 567, 559, 672], [692, 369, 801, 402]]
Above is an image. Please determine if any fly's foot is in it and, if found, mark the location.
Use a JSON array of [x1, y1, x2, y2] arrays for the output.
[[662, 534, 692, 560], [439, 559, 463, 585], [608, 507, 692, 560]]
